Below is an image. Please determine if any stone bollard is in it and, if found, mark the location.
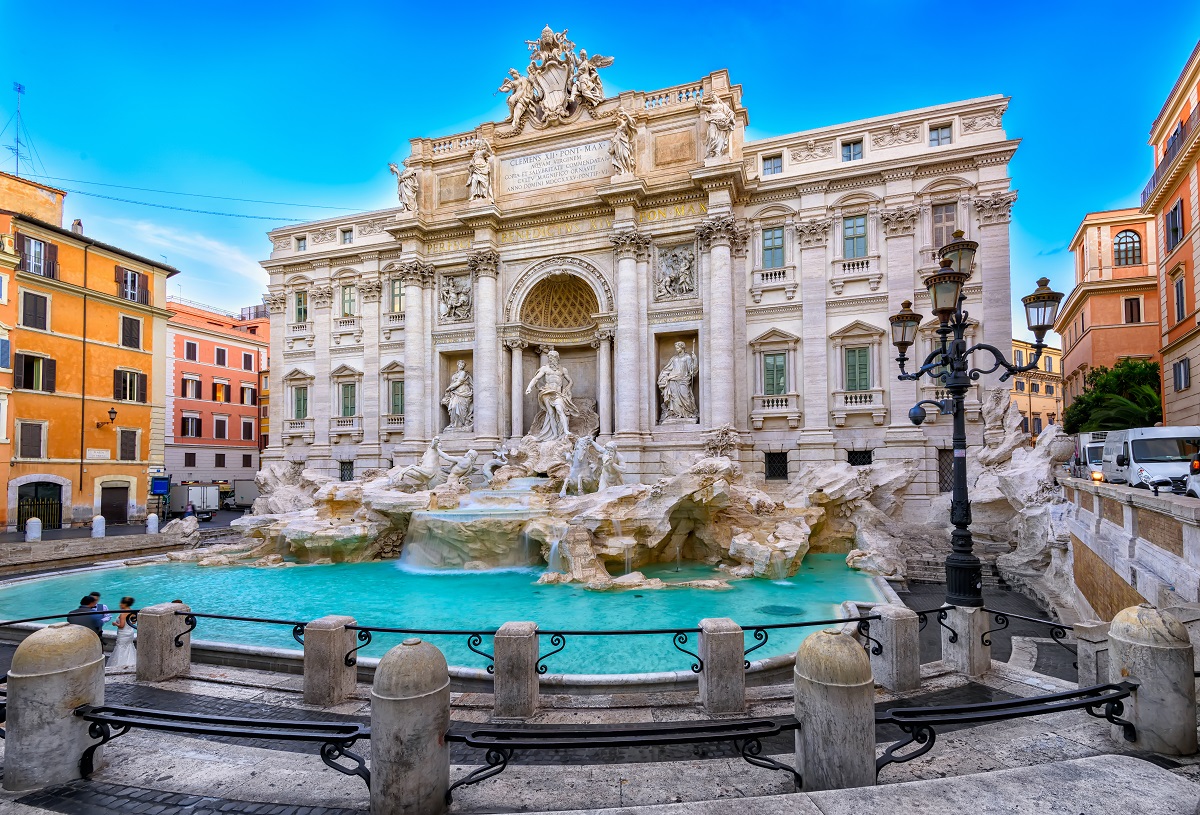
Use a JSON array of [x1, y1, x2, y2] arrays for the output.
[[794, 628, 876, 791], [1074, 620, 1111, 687], [371, 637, 451, 815], [493, 621, 539, 719], [303, 615, 357, 706], [91, 515, 105, 538], [940, 606, 991, 677], [1108, 603, 1197, 755], [870, 605, 920, 692], [146, 513, 159, 534], [136, 602, 192, 682], [4, 623, 105, 791], [698, 617, 745, 714], [24, 517, 41, 542]]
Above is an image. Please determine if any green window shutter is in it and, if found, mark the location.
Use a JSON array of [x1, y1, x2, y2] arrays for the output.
[[845, 347, 870, 391], [763, 353, 786, 396]]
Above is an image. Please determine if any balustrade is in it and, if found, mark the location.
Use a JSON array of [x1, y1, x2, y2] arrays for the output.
[[643, 84, 703, 109], [831, 255, 882, 294], [750, 264, 797, 302], [831, 388, 887, 426]]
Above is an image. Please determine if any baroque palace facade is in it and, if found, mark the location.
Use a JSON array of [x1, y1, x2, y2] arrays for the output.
[[261, 28, 1018, 513]]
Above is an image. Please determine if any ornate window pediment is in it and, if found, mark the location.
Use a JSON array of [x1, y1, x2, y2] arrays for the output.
[[281, 367, 315, 384], [749, 327, 801, 348], [828, 320, 885, 342], [330, 364, 363, 381], [380, 361, 405, 376]]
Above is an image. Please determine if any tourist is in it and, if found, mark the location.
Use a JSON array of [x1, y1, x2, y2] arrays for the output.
[[184, 502, 196, 518], [107, 596, 137, 673], [89, 591, 112, 625], [67, 595, 105, 640]]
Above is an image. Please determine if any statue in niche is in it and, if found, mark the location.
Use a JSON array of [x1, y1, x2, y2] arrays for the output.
[[439, 276, 473, 322], [467, 138, 494, 202], [525, 348, 577, 441], [655, 246, 696, 299], [570, 49, 613, 108], [388, 163, 419, 213], [498, 68, 539, 129], [697, 94, 736, 158], [658, 341, 699, 424], [589, 438, 626, 491], [609, 108, 636, 176], [442, 360, 474, 431], [391, 436, 456, 490]]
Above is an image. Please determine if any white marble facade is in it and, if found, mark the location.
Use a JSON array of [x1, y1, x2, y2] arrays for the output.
[[261, 33, 1017, 515]]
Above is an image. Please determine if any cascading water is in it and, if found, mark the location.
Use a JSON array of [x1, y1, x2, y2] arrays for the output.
[[624, 542, 633, 576], [676, 543, 682, 573], [547, 535, 564, 573]]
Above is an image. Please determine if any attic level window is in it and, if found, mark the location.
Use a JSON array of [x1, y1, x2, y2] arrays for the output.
[[762, 155, 782, 175], [929, 124, 952, 146], [841, 140, 863, 162], [341, 229, 354, 245], [117, 267, 149, 304], [295, 236, 307, 251]]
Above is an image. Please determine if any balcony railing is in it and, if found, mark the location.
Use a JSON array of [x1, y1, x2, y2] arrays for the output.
[[18, 258, 59, 279], [330, 415, 363, 438], [750, 393, 801, 429], [750, 265, 797, 303], [831, 255, 882, 294], [283, 418, 314, 436], [919, 383, 983, 423], [384, 414, 406, 429], [287, 321, 313, 336], [333, 316, 361, 332], [1142, 106, 1200, 207], [830, 388, 887, 427], [385, 312, 405, 326]]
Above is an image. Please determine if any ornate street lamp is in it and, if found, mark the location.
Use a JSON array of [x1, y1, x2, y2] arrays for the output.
[[96, 408, 118, 429], [891, 232, 1063, 607]]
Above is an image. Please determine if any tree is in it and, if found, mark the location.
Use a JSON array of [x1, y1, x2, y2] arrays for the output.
[[1062, 359, 1162, 433]]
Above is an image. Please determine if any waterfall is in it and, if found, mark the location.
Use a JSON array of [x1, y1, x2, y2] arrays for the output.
[[769, 555, 788, 581], [547, 535, 564, 573], [613, 518, 623, 537], [625, 542, 633, 576], [675, 544, 682, 573]]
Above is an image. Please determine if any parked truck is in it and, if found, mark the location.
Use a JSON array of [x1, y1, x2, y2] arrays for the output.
[[169, 483, 221, 521], [1071, 431, 1109, 480], [225, 479, 260, 510]]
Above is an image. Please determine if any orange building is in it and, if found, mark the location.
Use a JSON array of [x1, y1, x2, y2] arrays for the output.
[[0, 172, 178, 530], [1009, 338, 1063, 443], [166, 299, 268, 487], [1142, 41, 1200, 425], [1056, 209, 1160, 411]]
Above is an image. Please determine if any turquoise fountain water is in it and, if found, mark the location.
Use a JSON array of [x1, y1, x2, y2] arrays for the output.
[[0, 555, 881, 674]]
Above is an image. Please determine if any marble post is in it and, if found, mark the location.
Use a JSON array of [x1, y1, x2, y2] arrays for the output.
[[705, 220, 736, 428], [883, 216, 919, 425], [91, 515, 105, 538], [611, 232, 644, 439], [794, 628, 876, 791], [136, 602, 192, 683], [1074, 620, 1110, 688], [1107, 604, 1197, 755], [146, 513, 159, 534], [371, 637, 451, 815], [494, 621, 539, 719], [698, 617, 745, 714], [731, 225, 750, 431], [4, 623, 105, 791], [507, 340, 526, 438], [470, 251, 500, 445], [594, 331, 613, 437], [24, 517, 40, 542], [941, 606, 991, 678], [303, 615, 357, 707], [871, 604, 920, 692], [402, 264, 428, 441], [634, 240, 652, 435], [973, 192, 1016, 390]]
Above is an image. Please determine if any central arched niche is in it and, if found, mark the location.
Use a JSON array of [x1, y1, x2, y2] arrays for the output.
[[519, 272, 600, 329]]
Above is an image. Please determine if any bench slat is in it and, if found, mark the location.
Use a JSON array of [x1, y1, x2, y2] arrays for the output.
[[77, 705, 366, 741]]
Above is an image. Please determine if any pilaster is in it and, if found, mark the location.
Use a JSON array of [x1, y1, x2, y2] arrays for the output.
[[469, 250, 501, 445]]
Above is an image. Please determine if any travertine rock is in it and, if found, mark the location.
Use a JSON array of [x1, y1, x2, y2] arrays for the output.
[[252, 462, 331, 515], [160, 515, 200, 546]]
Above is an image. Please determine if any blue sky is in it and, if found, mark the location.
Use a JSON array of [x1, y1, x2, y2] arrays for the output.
[[2, 2, 1198, 339]]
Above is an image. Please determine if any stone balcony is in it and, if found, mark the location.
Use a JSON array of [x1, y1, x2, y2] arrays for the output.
[[282, 417, 314, 445], [750, 264, 797, 303], [381, 413, 406, 443], [329, 415, 364, 442], [831, 388, 887, 426], [332, 316, 363, 346], [831, 256, 882, 295], [918, 383, 984, 423], [750, 393, 801, 430], [285, 321, 314, 351], [382, 311, 405, 342]]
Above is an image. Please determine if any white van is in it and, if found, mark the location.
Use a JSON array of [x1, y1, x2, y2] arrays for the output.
[[1101, 427, 1200, 492], [1072, 431, 1108, 479]]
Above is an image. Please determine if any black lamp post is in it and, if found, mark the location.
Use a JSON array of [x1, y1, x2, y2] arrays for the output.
[[889, 231, 1064, 607]]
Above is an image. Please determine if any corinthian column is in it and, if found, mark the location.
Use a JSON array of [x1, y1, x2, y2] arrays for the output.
[[592, 329, 614, 437], [699, 217, 737, 427], [400, 261, 430, 441], [506, 339, 527, 438], [469, 250, 501, 445], [972, 191, 1018, 391], [611, 230, 650, 439]]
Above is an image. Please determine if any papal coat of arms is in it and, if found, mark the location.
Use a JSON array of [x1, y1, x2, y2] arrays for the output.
[[498, 26, 614, 135]]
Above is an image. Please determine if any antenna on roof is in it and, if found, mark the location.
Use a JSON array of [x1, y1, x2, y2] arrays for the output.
[[11, 82, 25, 177]]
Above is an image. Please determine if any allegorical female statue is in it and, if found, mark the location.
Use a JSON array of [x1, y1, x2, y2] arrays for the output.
[[442, 360, 474, 431], [467, 138, 494, 202], [697, 94, 736, 158], [609, 108, 636, 175], [658, 341, 699, 423], [388, 162, 419, 212], [525, 348, 576, 440]]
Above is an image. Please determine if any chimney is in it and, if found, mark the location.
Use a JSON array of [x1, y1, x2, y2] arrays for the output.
[[71, 219, 83, 235]]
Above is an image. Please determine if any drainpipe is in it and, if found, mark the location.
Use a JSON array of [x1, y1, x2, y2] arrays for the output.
[[78, 245, 90, 526]]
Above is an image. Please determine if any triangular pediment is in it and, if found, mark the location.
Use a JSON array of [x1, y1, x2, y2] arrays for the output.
[[281, 367, 315, 383], [330, 364, 363, 379], [380, 361, 405, 375], [750, 327, 801, 345], [828, 320, 885, 339]]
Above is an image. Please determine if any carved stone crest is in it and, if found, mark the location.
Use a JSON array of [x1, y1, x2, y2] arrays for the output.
[[790, 140, 833, 163], [879, 206, 920, 237], [498, 26, 614, 135], [358, 218, 391, 236], [962, 105, 1007, 133], [310, 228, 337, 245], [654, 245, 696, 300]]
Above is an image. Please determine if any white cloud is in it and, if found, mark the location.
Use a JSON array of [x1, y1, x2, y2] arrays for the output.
[[98, 218, 268, 288]]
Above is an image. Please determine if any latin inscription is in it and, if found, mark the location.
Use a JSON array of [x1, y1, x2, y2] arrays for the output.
[[501, 141, 612, 195], [500, 216, 614, 245], [637, 201, 708, 224], [427, 237, 471, 254]]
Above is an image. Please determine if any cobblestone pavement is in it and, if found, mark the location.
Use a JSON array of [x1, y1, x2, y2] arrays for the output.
[[15, 781, 367, 815]]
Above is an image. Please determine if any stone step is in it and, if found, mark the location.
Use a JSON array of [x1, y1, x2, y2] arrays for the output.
[[905, 557, 1011, 589]]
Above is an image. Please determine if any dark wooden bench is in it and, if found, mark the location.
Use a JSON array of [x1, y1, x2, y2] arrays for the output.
[[445, 716, 802, 802], [874, 680, 1139, 773], [73, 704, 370, 786]]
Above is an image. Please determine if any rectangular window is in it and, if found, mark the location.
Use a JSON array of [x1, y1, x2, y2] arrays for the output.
[[118, 429, 137, 461], [843, 216, 867, 259], [114, 370, 147, 402], [1166, 200, 1185, 253], [1033, 416, 1043, 434], [295, 291, 309, 323], [215, 453, 226, 468], [184, 341, 198, 361], [17, 422, 42, 459], [841, 139, 863, 162], [242, 352, 254, 371], [929, 124, 952, 146], [1124, 297, 1142, 324], [14, 353, 55, 392], [938, 449, 954, 492], [1044, 355, 1054, 372], [0, 337, 9, 369], [240, 386, 257, 405], [214, 418, 227, 440], [847, 450, 873, 466], [1174, 358, 1191, 392], [215, 348, 227, 367], [117, 268, 148, 304], [1031, 382, 1040, 394], [242, 419, 255, 441], [295, 236, 306, 251], [390, 379, 405, 415], [761, 227, 784, 269], [341, 228, 354, 245], [182, 377, 201, 399], [184, 452, 196, 467], [341, 383, 357, 417], [260, 404, 268, 417], [764, 452, 789, 481], [1015, 379, 1025, 392], [763, 352, 787, 396], [1046, 384, 1055, 396], [932, 203, 957, 248], [181, 416, 201, 437], [21, 291, 47, 330], [339, 460, 354, 482], [390, 281, 404, 313], [1176, 276, 1187, 322], [294, 386, 309, 419], [24, 237, 46, 275], [120, 316, 141, 349], [762, 155, 782, 175], [213, 382, 230, 403], [243, 454, 253, 468], [1014, 349, 1024, 366], [1020, 414, 1029, 433], [341, 285, 356, 317], [844, 346, 870, 391]]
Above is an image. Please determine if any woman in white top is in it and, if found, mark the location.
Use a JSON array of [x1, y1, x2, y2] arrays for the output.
[[107, 596, 137, 673]]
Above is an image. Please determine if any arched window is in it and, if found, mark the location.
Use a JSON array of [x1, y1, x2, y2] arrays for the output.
[[1113, 230, 1142, 266]]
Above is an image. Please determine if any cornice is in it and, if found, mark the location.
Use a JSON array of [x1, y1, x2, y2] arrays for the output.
[[15, 271, 174, 319]]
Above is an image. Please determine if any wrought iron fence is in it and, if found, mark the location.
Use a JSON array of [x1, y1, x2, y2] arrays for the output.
[[16, 497, 63, 531], [980, 607, 1076, 667]]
